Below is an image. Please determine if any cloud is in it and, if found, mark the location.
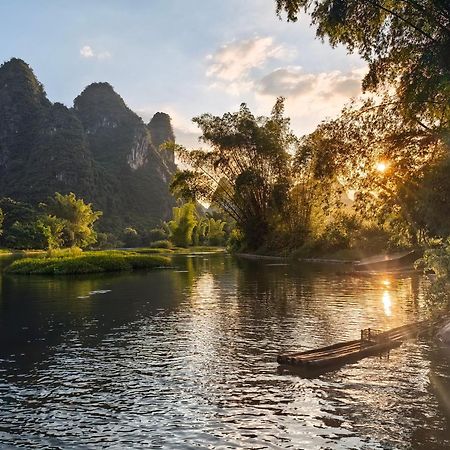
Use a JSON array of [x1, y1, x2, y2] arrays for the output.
[[80, 45, 111, 60], [206, 36, 293, 95], [257, 66, 363, 100], [254, 66, 367, 134], [80, 45, 94, 58]]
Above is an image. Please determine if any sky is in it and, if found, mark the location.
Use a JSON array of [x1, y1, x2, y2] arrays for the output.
[[0, 0, 366, 147]]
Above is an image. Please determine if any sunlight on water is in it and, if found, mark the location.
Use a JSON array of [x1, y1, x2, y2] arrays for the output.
[[0, 254, 449, 449], [382, 290, 392, 317]]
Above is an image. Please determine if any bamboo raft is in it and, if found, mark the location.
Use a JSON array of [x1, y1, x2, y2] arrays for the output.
[[278, 320, 432, 370]]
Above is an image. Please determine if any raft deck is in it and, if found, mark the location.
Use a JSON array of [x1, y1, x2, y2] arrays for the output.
[[278, 320, 431, 370]]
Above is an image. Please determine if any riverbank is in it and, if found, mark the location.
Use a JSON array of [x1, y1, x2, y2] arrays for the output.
[[132, 246, 226, 255], [235, 248, 363, 264], [236, 252, 357, 264]]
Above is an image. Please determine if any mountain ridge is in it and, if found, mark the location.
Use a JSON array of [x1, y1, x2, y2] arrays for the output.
[[0, 58, 177, 233]]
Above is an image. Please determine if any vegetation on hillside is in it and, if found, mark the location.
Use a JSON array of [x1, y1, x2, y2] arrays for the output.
[[0, 58, 176, 235]]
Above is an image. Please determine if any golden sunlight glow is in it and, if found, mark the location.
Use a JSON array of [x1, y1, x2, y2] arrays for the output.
[[382, 290, 392, 317], [382, 279, 391, 287], [375, 161, 389, 173]]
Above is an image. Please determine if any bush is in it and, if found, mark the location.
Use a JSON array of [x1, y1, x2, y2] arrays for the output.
[[122, 227, 141, 247], [147, 228, 167, 243], [47, 246, 83, 258], [150, 240, 172, 249], [227, 228, 245, 252], [82, 254, 132, 271], [416, 239, 450, 315], [48, 259, 103, 275]]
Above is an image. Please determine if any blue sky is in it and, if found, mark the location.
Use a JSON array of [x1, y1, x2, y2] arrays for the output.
[[0, 0, 365, 145]]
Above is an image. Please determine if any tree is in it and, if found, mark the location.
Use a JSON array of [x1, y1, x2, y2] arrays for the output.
[[122, 227, 141, 247], [206, 218, 226, 246], [5, 221, 47, 250], [167, 203, 197, 247], [0, 198, 46, 249], [297, 97, 449, 245], [37, 215, 65, 250], [170, 99, 299, 249], [44, 192, 102, 248], [275, 0, 450, 128], [0, 208, 3, 237], [401, 156, 450, 239]]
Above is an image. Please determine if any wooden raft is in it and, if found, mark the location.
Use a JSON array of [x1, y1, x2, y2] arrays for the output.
[[277, 320, 431, 369]]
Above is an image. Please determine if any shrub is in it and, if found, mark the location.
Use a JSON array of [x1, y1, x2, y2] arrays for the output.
[[47, 259, 103, 275], [47, 246, 83, 258], [82, 254, 132, 271], [122, 227, 141, 247], [147, 228, 167, 243], [150, 240, 172, 249]]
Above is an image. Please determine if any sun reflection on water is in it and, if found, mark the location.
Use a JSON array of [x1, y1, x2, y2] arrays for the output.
[[382, 290, 392, 316]]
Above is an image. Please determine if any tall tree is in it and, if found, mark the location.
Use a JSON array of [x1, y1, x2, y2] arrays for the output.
[[275, 0, 450, 129], [170, 99, 298, 249], [167, 203, 197, 247], [298, 97, 448, 244], [44, 192, 102, 248]]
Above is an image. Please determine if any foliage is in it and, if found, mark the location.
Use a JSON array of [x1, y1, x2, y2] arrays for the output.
[[4, 221, 47, 250], [44, 192, 102, 249], [416, 240, 450, 313], [166, 203, 197, 247], [94, 232, 123, 250], [402, 156, 450, 239], [149, 239, 172, 249], [122, 227, 141, 248], [46, 246, 83, 258], [147, 228, 168, 243], [227, 228, 245, 252], [5, 251, 171, 275], [0, 208, 3, 236], [298, 96, 449, 245], [275, 0, 450, 126], [170, 99, 315, 250], [0, 59, 177, 236], [274, 0, 450, 251], [0, 198, 39, 246], [205, 218, 226, 246], [37, 215, 65, 250]]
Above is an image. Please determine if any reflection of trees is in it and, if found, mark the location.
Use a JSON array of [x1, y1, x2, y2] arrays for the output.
[[231, 259, 428, 353]]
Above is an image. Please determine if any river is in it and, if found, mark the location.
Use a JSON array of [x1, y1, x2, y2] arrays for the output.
[[0, 253, 449, 449]]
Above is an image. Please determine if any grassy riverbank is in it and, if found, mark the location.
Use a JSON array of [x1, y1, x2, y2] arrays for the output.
[[132, 246, 226, 255], [5, 251, 171, 275], [2, 246, 226, 275]]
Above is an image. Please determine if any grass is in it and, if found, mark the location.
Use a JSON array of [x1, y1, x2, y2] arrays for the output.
[[5, 250, 172, 275], [132, 245, 226, 255]]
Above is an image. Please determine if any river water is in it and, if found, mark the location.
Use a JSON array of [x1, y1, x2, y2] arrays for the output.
[[0, 253, 449, 449]]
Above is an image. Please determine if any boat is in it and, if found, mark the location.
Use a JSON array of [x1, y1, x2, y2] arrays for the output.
[[353, 250, 420, 273], [277, 320, 430, 370]]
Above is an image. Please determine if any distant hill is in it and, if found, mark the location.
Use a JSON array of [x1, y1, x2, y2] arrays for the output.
[[0, 58, 176, 232]]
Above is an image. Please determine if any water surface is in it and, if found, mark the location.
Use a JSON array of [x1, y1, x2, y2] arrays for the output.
[[0, 254, 449, 449]]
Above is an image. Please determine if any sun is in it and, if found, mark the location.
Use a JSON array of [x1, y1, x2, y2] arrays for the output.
[[375, 161, 389, 173]]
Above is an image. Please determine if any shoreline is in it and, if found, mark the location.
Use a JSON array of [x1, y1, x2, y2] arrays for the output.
[[235, 252, 357, 264]]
